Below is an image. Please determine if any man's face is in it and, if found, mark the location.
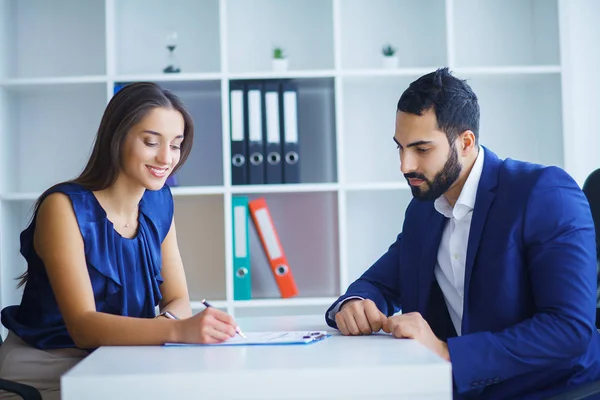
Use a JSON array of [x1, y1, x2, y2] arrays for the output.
[[394, 109, 462, 201]]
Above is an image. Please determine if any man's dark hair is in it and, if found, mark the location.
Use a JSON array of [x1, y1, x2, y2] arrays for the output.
[[397, 67, 480, 144]]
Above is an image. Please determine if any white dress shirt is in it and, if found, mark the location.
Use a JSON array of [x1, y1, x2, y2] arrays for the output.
[[433, 147, 484, 336]]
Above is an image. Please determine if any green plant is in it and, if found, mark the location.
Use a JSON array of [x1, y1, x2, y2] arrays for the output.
[[382, 44, 396, 57], [273, 47, 286, 59]]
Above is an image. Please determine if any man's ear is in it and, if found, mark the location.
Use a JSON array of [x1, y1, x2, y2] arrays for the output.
[[459, 130, 476, 155]]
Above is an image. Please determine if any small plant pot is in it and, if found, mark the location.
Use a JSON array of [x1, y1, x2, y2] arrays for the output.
[[382, 55, 399, 69], [272, 58, 289, 72]]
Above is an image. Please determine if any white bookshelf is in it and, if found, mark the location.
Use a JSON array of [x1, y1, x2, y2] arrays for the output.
[[0, 0, 598, 319]]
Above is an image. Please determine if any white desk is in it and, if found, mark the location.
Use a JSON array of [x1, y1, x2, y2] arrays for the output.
[[61, 315, 452, 399]]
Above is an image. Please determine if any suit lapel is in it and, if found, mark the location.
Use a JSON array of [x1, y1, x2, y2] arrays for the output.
[[462, 147, 500, 332], [463, 192, 495, 295]]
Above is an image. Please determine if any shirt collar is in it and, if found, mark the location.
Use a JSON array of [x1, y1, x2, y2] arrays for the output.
[[434, 146, 485, 220]]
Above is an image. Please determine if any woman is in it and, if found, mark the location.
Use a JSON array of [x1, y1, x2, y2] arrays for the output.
[[0, 82, 239, 399]]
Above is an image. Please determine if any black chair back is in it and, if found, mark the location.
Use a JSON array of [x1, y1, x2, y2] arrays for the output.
[[582, 168, 600, 330]]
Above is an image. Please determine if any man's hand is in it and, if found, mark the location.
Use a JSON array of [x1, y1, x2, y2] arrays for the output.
[[335, 299, 390, 335], [387, 312, 450, 361]]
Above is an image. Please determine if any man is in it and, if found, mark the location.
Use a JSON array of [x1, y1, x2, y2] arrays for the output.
[[326, 68, 600, 399]]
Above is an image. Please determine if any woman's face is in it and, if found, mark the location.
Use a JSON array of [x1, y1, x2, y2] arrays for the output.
[[120, 107, 185, 191]]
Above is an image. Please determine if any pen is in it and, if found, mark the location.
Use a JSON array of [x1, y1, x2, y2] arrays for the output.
[[201, 299, 247, 339]]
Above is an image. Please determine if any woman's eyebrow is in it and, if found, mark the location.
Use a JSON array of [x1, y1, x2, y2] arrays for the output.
[[143, 130, 184, 139]]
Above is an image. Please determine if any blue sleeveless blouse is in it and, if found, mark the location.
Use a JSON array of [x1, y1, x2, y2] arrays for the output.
[[1, 183, 173, 350]]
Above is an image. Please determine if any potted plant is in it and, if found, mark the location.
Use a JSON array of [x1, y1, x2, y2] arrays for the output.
[[272, 46, 288, 72], [381, 44, 398, 69]]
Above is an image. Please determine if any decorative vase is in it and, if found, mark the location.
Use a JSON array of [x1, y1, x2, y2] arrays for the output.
[[272, 58, 289, 72], [382, 55, 399, 69]]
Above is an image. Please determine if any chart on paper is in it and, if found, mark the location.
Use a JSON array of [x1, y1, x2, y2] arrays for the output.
[[227, 332, 291, 344], [164, 331, 330, 346]]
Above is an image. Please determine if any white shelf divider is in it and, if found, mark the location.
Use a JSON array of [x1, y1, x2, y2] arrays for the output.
[[171, 186, 226, 197], [333, 0, 349, 295], [0, 76, 108, 87], [230, 183, 339, 194], [219, 0, 234, 316], [114, 73, 223, 83], [233, 297, 337, 308], [227, 70, 336, 80], [341, 67, 442, 77], [453, 65, 561, 76], [190, 300, 226, 310], [1, 193, 43, 202], [445, 0, 456, 68], [345, 182, 410, 192]]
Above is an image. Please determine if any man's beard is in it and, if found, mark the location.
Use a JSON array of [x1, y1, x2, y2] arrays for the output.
[[404, 146, 462, 201]]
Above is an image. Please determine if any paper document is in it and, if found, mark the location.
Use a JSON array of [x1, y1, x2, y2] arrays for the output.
[[165, 331, 330, 346]]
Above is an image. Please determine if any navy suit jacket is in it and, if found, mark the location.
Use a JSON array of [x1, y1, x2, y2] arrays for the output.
[[326, 147, 600, 399]]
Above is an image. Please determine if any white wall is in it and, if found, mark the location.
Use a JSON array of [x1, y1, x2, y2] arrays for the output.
[[559, 0, 600, 186]]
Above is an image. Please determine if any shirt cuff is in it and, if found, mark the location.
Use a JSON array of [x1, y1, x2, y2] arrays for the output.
[[327, 296, 365, 321]]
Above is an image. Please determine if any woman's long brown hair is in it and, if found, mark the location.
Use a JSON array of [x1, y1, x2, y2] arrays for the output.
[[17, 82, 195, 287]]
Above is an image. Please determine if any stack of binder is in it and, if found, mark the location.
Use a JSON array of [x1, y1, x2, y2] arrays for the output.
[[229, 80, 301, 186], [231, 196, 299, 300]]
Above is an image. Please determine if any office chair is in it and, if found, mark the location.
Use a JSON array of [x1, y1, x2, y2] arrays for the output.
[[582, 168, 600, 330], [0, 335, 42, 400]]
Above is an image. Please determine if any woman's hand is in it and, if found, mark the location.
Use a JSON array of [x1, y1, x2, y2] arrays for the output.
[[175, 307, 239, 344]]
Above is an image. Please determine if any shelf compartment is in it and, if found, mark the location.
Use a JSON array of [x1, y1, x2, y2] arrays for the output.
[[465, 73, 563, 167], [0, 87, 10, 195], [341, 76, 418, 184], [229, 77, 337, 185], [234, 191, 340, 300], [3, 0, 106, 79], [174, 195, 226, 303], [0, 1, 9, 80], [2, 83, 106, 194], [345, 189, 412, 285], [119, 79, 225, 187], [226, 0, 334, 73], [114, 0, 221, 75], [453, 0, 559, 67], [0, 200, 33, 308], [290, 78, 337, 184], [339, 0, 447, 70]]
